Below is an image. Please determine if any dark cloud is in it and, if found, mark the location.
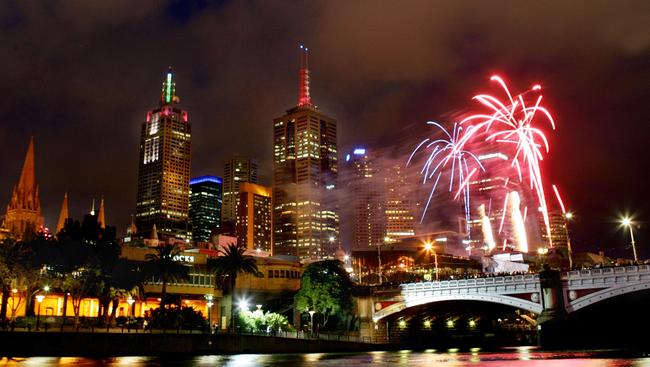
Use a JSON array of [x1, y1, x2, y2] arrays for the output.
[[0, 0, 648, 257]]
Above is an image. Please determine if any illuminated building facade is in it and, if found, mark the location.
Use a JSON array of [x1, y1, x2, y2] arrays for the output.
[[2, 137, 44, 240], [468, 151, 544, 254], [540, 208, 569, 249], [345, 148, 386, 250], [273, 46, 339, 259], [236, 183, 273, 253], [384, 164, 415, 242], [222, 156, 258, 224], [189, 176, 223, 243], [135, 68, 192, 242]]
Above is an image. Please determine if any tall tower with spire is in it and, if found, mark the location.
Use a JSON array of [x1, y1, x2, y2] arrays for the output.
[[272, 45, 339, 259], [97, 197, 106, 229], [135, 68, 192, 242], [56, 192, 69, 234], [3, 137, 44, 240]]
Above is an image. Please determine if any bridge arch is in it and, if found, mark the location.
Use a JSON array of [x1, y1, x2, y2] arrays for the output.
[[373, 294, 543, 321], [567, 282, 650, 313]]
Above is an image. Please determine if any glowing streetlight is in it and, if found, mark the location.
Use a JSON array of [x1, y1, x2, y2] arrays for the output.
[[204, 294, 214, 332], [620, 217, 638, 263], [238, 299, 249, 312], [35, 294, 45, 331], [126, 296, 135, 317], [564, 212, 574, 269], [423, 241, 438, 280]]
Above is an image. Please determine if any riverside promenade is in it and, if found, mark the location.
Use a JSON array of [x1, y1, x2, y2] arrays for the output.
[[0, 330, 380, 356]]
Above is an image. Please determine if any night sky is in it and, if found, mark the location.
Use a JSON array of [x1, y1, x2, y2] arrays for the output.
[[0, 1, 648, 258]]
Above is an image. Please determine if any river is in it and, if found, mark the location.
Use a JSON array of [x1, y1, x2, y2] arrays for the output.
[[1, 348, 648, 366]]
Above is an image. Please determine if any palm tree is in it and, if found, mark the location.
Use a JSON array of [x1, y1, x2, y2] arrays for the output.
[[145, 244, 189, 313], [209, 243, 260, 331]]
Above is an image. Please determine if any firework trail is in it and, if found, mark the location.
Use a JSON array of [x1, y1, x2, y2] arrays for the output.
[[458, 76, 556, 247], [407, 122, 484, 233]]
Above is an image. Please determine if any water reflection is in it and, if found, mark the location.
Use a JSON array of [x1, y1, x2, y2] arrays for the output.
[[0, 350, 647, 366]]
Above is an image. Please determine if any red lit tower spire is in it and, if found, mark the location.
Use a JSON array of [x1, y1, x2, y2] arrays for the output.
[[298, 44, 312, 107]]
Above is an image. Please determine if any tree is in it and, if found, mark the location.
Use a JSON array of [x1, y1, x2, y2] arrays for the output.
[[0, 239, 35, 320], [63, 266, 103, 326], [208, 243, 260, 331], [294, 260, 353, 331], [0, 239, 33, 320], [107, 259, 144, 322], [145, 243, 189, 313], [237, 307, 292, 334]]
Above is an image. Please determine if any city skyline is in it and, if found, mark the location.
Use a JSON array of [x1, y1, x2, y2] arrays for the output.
[[0, 1, 647, 258]]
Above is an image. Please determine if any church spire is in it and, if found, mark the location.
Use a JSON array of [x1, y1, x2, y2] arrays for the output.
[[297, 44, 312, 107], [4, 137, 43, 239], [17, 136, 37, 210], [150, 224, 158, 241], [56, 192, 69, 234], [127, 214, 137, 235], [98, 196, 106, 229]]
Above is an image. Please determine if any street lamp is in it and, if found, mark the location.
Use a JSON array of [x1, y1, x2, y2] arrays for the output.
[[620, 217, 638, 263], [205, 294, 214, 333], [35, 294, 45, 331], [308, 310, 315, 336], [564, 212, 574, 269], [424, 242, 438, 280], [126, 296, 135, 319]]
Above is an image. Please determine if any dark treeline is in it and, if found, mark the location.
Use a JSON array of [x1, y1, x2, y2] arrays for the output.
[[0, 214, 143, 327]]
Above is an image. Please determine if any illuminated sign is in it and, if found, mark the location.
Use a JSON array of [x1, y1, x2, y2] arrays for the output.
[[173, 255, 195, 263]]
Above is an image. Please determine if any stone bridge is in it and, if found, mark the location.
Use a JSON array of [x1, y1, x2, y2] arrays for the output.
[[357, 265, 650, 343]]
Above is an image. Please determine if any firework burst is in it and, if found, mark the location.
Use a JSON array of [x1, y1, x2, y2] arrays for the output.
[[407, 121, 484, 232], [410, 75, 558, 251], [459, 75, 556, 246]]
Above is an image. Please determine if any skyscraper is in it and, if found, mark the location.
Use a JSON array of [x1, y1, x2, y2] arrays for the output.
[[135, 68, 192, 242], [384, 164, 415, 243], [222, 156, 258, 224], [236, 183, 273, 253], [2, 137, 43, 240], [189, 175, 223, 243], [273, 45, 339, 259], [344, 148, 386, 251]]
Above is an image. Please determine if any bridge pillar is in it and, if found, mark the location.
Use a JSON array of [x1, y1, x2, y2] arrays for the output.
[[537, 267, 567, 349], [356, 296, 378, 342]]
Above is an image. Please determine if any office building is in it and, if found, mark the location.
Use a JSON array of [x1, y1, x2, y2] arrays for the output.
[[236, 183, 273, 253], [222, 156, 258, 224], [135, 68, 192, 242], [272, 46, 339, 259], [345, 148, 386, 250], [189, 175, 223, 244]]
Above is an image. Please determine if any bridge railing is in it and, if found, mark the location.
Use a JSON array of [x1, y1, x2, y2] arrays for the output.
[[566, 264, 650, 278], [400, 273, 539, 291]]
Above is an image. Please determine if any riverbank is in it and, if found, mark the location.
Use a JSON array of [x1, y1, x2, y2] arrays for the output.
[[0, 331, 384, 356]]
